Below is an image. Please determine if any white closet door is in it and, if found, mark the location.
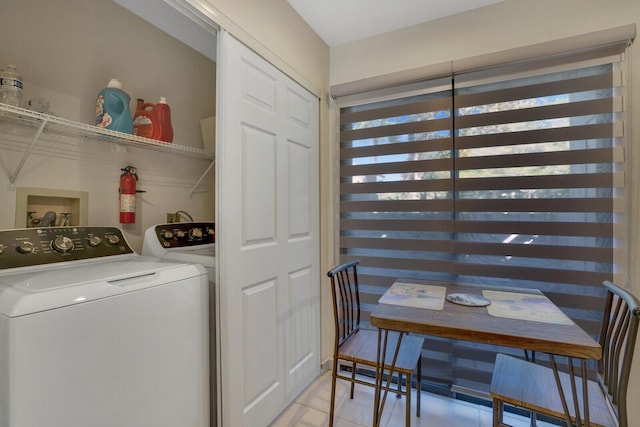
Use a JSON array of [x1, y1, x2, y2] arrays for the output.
[[217, 30, 320, 427]]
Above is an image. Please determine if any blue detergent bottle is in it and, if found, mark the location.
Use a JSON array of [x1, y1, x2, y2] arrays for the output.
[[95, 78, 133, 134]]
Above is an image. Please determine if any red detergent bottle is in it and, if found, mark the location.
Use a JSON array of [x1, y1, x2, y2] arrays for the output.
[[132, 97, 173, 143], [154, 97, 173, 143]]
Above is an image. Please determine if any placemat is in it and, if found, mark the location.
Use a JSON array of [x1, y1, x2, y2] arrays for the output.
[[483, 290, 574, 325], [379, 282, 446, 310]]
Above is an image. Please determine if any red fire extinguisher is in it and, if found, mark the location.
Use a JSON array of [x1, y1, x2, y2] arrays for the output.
[[119, 166, 138, 224]]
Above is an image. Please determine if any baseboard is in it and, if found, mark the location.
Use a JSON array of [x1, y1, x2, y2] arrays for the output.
[[321, 358, 332, 375]]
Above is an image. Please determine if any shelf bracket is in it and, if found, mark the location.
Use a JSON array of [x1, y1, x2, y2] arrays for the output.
[[190, 160, 215, 196], [8, 118, 49, 191]]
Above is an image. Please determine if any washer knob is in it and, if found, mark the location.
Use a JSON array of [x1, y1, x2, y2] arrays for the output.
[[52, 236, 74, 253], [88, 235, 102, 247], [17, 241, 35, 254], [163, 230, 174, 240], [106, 234, 120, 245], [0, 244, 5, 254], [176, 230, 186, 239]]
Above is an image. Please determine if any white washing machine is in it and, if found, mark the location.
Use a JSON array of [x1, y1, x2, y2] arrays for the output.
[[142, 222, 217, 426], [0, 226, 209, 427]]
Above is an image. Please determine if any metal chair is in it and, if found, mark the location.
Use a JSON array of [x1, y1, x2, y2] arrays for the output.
[[327, 260, 424, 427], [490, 280, 640, 427]]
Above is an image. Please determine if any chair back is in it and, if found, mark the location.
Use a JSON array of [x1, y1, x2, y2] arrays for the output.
[[598, 280, 640, 427], [327, 260, 362, 350]]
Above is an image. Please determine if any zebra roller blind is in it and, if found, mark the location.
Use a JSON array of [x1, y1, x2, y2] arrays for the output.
[[337, 43, 629, 392]]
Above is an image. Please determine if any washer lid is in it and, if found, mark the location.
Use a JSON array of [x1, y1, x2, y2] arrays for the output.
[[0, 257, 207, 317]]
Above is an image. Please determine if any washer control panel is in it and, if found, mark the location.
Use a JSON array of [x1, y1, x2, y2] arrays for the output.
[[152, 222, 215, 249], [0, 226, 133, 270]]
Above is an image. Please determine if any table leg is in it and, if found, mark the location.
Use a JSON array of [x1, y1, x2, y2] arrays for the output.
[[373, 329, 385, 427], [549, 355, 572, 426], [581, 359, 590, 426], [567, 358, 583, 426], [373, 329, 404, 427], [549, 355, 591, 427]]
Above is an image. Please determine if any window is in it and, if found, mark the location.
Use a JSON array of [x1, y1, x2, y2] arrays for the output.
[[337, 47, 628, 393]]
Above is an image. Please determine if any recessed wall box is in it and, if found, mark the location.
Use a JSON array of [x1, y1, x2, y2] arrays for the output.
[[15, 187, 88, 228]]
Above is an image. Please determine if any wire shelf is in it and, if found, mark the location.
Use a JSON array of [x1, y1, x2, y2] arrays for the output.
[[1, 102, 215, 193], [0, 103, 215, 159]]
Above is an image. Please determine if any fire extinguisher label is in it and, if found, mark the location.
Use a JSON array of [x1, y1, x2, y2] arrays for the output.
[[120, 194, 136, 212]]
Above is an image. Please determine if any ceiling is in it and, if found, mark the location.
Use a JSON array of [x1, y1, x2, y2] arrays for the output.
[[287, 0, 504, 47]]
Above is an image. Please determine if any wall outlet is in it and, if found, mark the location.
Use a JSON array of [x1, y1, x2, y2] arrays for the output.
[[166, 212, 181, 223]]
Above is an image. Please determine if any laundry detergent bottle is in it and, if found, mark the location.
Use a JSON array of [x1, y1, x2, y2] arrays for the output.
[[132, 98, 153, 138], [95, 79, 133, 134], [154, 97, 173, 143], [133, 97, 173, 142]]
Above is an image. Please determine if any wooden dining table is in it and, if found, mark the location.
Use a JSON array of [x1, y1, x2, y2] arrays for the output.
[[370, 279, 602, 427]]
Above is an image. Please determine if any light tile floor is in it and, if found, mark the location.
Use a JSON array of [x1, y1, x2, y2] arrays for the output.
[[271, 371, 555, 426]]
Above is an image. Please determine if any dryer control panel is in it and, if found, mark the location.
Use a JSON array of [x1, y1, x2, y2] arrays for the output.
[[0, 226, 134, 270], [151, 222, 215, 249]]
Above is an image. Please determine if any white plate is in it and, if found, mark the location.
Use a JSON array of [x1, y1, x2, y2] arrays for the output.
[[446, 293, 491, 307]]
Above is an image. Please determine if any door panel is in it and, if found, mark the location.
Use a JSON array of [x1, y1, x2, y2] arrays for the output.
[[217, 30, 320, 426], [242, 279, 278, 404], [241, 124, 276, 244], [288, 141, 312, 237], [282, 76, 319, 401]]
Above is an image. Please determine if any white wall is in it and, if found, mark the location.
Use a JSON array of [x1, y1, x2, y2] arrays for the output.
[[0, 0, 217, 251], [331, 0, 639, 89], [330, 0, 640, 420], [204, 0, 329, 92]]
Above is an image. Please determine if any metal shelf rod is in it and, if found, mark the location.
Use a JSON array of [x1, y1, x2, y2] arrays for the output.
[[8, 118, 48, 191], [190, 160, 215, 196]]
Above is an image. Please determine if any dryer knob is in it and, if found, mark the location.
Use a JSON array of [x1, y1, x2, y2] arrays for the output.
[[17, 240, 35, 254], [163, 230, 174, 240], [190, 228, 203, 239], [0, 243, 4, 254]]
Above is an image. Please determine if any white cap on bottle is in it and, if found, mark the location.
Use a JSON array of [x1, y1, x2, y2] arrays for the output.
[[107, 79, 123, 89], [158, 97, 168, 104]]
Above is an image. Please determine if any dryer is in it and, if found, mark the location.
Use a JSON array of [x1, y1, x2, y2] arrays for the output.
[[0, 226, 209, 427], [142, 221, 217, 426], [142, 222, 215, 279]]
